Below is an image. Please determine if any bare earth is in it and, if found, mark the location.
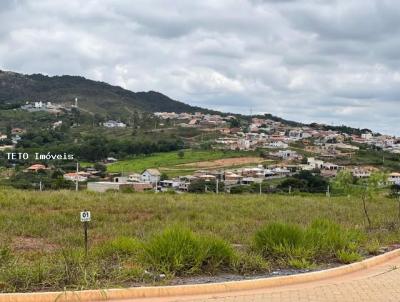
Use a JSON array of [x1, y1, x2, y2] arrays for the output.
[[178, 157, 266, 168]]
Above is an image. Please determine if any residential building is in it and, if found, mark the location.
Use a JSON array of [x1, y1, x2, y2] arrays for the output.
[[141, 169, 161, 184]]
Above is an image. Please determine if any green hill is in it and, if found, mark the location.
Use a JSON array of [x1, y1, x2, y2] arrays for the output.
[[0, 70, 217, 118]]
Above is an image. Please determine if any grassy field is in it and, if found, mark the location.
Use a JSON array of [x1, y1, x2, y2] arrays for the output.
[[0, 188, 399, 292], [107, 150, 260, 174]]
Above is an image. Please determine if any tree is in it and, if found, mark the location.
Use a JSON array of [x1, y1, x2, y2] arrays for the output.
[[177, 150, 185, 159], [188, 179, 224, 193], [332, 170, 354, 194], [333, 170, 387, 228]]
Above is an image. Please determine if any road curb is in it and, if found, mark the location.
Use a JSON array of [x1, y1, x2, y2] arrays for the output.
[[1, 248, 399, 302]]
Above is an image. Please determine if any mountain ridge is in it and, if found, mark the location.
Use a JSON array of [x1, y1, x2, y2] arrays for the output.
[[0, 70, 219, 117]]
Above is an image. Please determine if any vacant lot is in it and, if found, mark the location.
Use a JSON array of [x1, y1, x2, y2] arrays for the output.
[[107, 150, 256, 173], [178, 156, 267, 168], [0, 189, 399, 292]]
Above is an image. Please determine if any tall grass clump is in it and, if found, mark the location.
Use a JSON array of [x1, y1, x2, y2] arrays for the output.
[[253, 219, 363, 267], [254, 223, 307, 260], [304, 219, 362, 261], [142, 227, 234, 276], [95, 236, 141, 260]]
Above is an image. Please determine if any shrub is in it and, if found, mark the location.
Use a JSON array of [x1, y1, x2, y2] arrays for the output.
[[304, 219, 362, 260], [336, 250, 362, 264], [199, 236, 235, 273], [254, 220, 363, 265], [365, 238, 381, 255], [142, 227, 234, 276], [253, 223, 304, 259], [232, 252, 269, 274], [288, 258, 315, 270]]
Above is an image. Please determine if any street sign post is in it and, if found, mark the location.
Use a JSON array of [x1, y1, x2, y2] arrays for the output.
[[80, 210, 91, 256]]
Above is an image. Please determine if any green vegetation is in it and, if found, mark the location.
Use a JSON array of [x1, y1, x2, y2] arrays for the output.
[[107, 150, 254, 173], [277, 170, 329, 193], [142, 227, 234, 276], [253, 219, 362, 267], [0, 189, 399, 292]]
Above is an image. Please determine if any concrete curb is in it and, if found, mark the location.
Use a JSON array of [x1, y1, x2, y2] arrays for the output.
[[1, 248, 399, 302]]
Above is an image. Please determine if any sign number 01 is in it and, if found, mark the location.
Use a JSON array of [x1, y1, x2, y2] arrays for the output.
[[80, 210, 91, 256]]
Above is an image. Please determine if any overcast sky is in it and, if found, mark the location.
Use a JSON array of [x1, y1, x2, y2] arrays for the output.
[[0, 0, 399, 135]]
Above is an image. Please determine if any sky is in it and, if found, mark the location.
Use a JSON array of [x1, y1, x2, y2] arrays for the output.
[[0, 0, 399, 135]]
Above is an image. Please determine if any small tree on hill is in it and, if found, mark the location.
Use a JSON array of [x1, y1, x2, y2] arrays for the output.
[[177, 150, 185, 159]]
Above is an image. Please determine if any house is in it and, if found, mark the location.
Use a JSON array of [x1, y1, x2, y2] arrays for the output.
[[105, 157, 118, 163], [11, 128, 26, 135], [307, 157, 324, 169], [27, 164, 47, 172], [128, 173, 142, 182], [271, 150, 301, 160], [361, 132, 373, 140], [141, 169, 161, 184], [322, 163, 339, 170], [103, 120, 127, 128], [388, 173, 400, 185], [87, 181, 153, 192], [352, 169, 371, 178], [63, 172, 90, 182], [188, 119, 199, 126], [267, 141, 288, 149], [224, 172, 242, 185]]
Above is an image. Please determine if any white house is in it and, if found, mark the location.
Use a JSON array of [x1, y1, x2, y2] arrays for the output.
[[63, 172, 89, 182], [103, 120, 127, 128], [267, 141, 288, 149], [361, 132, 373, 140], [307, 157, 324, 169], [141, 169, 161, 184], [388, 173, 400, 185]]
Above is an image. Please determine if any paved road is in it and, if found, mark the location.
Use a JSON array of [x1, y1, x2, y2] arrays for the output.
[[119, 255, 400, 302]]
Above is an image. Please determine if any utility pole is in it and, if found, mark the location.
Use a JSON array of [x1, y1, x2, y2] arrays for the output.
[[289, 185, 292, 194], [75, 162, 79, 192], [326, 185, 330, 198], [216, 178, 219, 194], [259, 181, 262, 195], [39, 180, 42, 192]]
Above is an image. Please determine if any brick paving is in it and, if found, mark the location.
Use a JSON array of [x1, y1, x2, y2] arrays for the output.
[[124, 255, 400, 302]]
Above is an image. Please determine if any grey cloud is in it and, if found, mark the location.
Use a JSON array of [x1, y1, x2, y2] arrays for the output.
[[0, 0, 399, 135]]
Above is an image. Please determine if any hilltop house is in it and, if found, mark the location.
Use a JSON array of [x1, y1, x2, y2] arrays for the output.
[[141, 169, 161, 184]]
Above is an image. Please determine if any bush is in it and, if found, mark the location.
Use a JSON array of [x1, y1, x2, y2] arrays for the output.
[[287, 258, 315, 270], [254, 220, 363, 266], [142, 227, 234, 276], [336, 250, 362, 264], [304, 219, 362, 260], [254, 223, 304, 259]]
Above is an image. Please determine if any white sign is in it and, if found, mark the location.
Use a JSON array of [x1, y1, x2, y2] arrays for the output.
[[80, 211, 91, 222]]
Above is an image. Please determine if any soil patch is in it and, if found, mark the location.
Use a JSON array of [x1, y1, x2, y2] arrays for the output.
[[12, 236, 58, 252], [178, 157, 266, 168]]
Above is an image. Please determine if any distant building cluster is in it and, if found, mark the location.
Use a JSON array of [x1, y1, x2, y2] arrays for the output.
[[154, 111, 233, 128], [21, 101, 66, 114]]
